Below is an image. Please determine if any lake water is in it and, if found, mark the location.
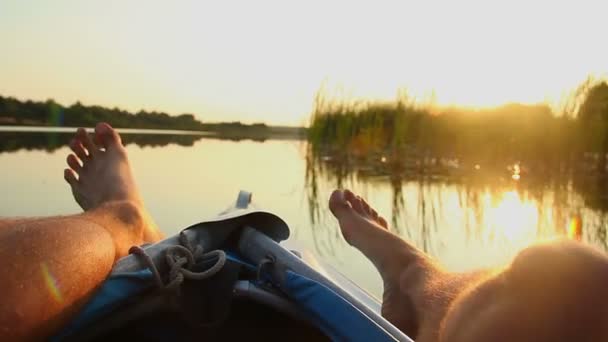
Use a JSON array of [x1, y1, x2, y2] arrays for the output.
[[1, 127, 607, 298]]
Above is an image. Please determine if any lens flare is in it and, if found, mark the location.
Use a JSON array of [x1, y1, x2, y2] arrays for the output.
[[567, 215, 582, 241], [41, 262, 63, 303]]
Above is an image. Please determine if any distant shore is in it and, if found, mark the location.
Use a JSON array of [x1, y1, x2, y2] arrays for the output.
[[0, 123, 307, 141], [0, 94, 307, 140]]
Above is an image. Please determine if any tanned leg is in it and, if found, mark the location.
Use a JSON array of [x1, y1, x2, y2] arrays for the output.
[[329, 189, 477, 341], [441, 241, 608, 341], [0, 123, 162, 340]]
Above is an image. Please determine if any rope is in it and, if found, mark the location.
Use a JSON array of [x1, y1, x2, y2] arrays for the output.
[[129, 245, 165, 288], [129, 231, 227, 291]]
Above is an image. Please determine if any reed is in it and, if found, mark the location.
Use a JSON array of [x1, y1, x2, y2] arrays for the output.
[[308, 80, 608, 168]]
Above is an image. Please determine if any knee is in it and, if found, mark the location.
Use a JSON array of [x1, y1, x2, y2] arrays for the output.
[[440, 241, 608, 341], [494, 240, 608, 340], [507, 240, 608, 291]]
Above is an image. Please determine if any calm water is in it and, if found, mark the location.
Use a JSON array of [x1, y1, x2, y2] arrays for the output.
[[1, 128, 607, 298]]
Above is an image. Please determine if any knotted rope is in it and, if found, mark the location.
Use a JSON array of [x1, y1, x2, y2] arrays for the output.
[[129, 231, 227, 291]]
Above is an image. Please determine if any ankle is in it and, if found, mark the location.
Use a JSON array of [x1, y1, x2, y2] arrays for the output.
[[85, 200, 148, 258]]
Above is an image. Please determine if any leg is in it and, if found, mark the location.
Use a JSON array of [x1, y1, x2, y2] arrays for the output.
[[330, 190, 608, 341], [0, 208, 133, 340], [64, 123, 163, 244], [441, 240, 608, 341], [329, 189, 469, 340], [0, 123, 162, 340]]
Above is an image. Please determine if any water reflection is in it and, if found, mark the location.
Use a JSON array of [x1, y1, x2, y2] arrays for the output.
[[0, 129, 286, 155], [0, 131, 208, 154], [305, 146, 608, 270], [4, 128, 608, 273]]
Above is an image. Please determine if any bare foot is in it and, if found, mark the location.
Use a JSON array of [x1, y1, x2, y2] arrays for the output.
[[329, 189, 469, 341], [64, 123, 162, 244]]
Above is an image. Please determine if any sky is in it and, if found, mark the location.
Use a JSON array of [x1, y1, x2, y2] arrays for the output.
[[1, 0, 607, 126]]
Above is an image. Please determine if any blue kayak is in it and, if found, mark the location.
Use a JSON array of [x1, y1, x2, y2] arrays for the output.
[[54, 191, 413, 342]]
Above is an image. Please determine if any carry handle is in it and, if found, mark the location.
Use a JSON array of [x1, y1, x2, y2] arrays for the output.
[[236, 190, 253, 209]]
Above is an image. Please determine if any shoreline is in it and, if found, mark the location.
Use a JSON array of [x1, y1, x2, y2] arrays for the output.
[[0, 124, 308, 140]]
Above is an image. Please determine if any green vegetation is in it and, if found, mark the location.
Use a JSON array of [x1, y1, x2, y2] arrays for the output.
[[0, 96, 207, 130], [308, 79, 608, 167], [0, 95, 308, 140], [305, 78, 608, 229]]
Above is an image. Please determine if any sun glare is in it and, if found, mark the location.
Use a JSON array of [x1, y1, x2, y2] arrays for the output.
[[483, 191, 538, 243], [1, 0, 607, 124]]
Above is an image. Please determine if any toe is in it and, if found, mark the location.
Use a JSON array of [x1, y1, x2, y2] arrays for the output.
[[371, 208, 379, 220], [378, 216, 388, 229], [329, 190, 351, 218], [94, 122, 122, 149], [77, 128, 98, 156], [361, 198, 373, 217], [64, 168, 78, 186], [344, 190, 365, 214], [66, 154, 82, 172], [70, 138, 88, 160]]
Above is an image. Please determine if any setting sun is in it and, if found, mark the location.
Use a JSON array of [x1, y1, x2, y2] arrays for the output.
[[2, 0, 607, 125], [4, 1, 608, 340]]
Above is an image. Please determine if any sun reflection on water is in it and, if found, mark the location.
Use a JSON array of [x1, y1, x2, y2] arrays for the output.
[[483, 191, 539, 243]]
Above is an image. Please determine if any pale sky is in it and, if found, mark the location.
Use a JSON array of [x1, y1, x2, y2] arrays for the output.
[[1, 0, 607, 126]]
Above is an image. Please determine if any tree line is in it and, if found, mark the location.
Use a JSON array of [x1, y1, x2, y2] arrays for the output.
[[0, 96, 207, 130]]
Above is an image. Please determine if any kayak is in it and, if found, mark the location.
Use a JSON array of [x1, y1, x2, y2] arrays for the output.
[[54, 191, 413, 341]]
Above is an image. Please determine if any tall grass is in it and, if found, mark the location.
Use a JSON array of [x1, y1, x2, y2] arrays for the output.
[[308, 79, 608, 167]]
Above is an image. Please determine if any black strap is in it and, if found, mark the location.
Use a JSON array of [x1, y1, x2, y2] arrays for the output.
[[178, 258, 242, 338]]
